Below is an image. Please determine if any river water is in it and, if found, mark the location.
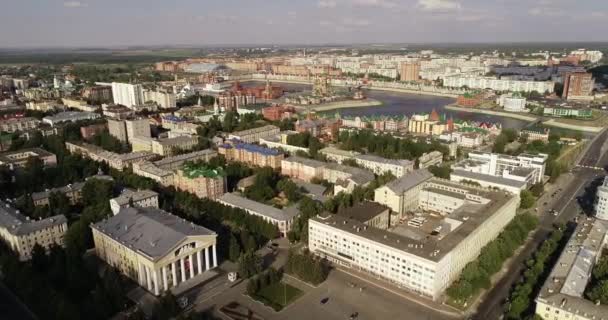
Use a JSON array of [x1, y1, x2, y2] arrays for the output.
[[244, 82, 531, 129]]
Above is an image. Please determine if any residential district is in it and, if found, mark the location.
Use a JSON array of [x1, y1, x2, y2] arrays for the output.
[[1, 44, 608, 320]]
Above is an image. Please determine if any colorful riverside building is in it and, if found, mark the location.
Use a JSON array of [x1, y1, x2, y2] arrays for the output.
[[218, 139, 284, 169], [173, 163, 226, 200]]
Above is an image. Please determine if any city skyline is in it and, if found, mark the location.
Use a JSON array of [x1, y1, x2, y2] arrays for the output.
[[2, 0, 608, 47]]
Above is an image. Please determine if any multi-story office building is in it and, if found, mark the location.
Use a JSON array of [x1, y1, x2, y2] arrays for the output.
[[228, 125, 280, 144], [111, 82, 144, 108], [109, 189, 159, 215], [595, 177, 608, 221], [535, 218, 608, 320], [400, 62, 421, 82], [218, 140, 284, 169], [218, 193, 299, 237], [31, 182, 85, 207], [0, 117, 40, 133], [131, 136, 198, 157], [91, 207, 218, 296], [0, 200, 68, 261], [563, 72, 595, 101], [173, 164, 226, 200], [0, 148, 57, 169], [131, 150, 217, 186], [42, 111, 101, 127], [496, 93, 528, 113], [310, 179, 519, 300], [374, 169, 434, 215], [108, 118, 151, 143], [439, 131, 484, 148], [65, 142, 156, 171], [454, 151, 547, 185]]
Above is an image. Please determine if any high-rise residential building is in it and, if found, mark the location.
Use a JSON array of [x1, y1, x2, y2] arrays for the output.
[[144, 90, 177, 109], [562, 72, 594, 100], [310, 178, 518, 300], [595, 177, 608, 221], [400, 62, 421, 82], [108, 118, 150, 143], [82, 85, 113, 103], [0, 200, 68, 261], [111, 82, 144, 107], [91, 206, 218, 296]]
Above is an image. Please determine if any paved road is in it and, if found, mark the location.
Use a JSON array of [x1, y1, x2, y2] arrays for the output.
[[472, 132, 608, 320]]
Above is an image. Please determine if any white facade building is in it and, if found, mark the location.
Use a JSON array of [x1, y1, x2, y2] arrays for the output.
[[595, 176, 608, 221], [112, 82, 145, 108], [110, 189, 159, 215], [497, 93, 528, 113], [443, 75, 555, 93], [311, 179, 519, 300], [144, 90, 177, 109]]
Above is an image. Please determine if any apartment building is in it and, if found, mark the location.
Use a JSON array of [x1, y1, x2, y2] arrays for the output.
[[217, 193, 299, 237], [42, 111, 101, 127], [320, 147, 414, 178], [65, 142, 156, 171], [131, 150, 217, 186], [108, 118, 151, 143], [218, 140, 284, 169], [595, 177, 608, 221], [310, 179, 518, 300], [173, 164, 226, 200], [563, 72, 595, 101], [0, 117, 40, 133], [144, 90, 176, 109], [443, 76, 555, 93], [535, 218, 608, 320], [228, 125, 280, 144], [31, 182, 85, 206], [109, 189, 159, 215], [91, 207, 218, 296], [0, 200, 68, 261], [111, 82, 144, 107], [0, 148, 57, 169], [418, 151, 443, 169]]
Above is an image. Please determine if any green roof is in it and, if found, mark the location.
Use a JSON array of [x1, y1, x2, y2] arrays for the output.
[[181, 163, 225, 179]]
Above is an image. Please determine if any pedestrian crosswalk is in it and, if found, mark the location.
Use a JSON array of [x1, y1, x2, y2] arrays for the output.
[[576, 165, 604, 171]]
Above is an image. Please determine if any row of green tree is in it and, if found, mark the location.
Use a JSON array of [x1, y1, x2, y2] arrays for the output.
[[246, 268, 285, 311], [446, 213, 539, 304], [338, 130, 449, 160], [505, 226, 565, 320], [285, 249, 329, 285], [586, 249, 608, 305]]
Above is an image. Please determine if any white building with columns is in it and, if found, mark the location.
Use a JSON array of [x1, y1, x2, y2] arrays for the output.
[[91, 207, 218, 296]]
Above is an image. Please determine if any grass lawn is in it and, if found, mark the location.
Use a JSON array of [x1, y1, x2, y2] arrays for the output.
[[255, 282, 303, 310]]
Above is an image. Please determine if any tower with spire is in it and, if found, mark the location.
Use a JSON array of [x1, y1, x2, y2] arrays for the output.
[[213, 97, 219, 115]]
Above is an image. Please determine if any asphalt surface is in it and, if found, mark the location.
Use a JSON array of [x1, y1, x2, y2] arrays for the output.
[[472, 131, 608, 320]]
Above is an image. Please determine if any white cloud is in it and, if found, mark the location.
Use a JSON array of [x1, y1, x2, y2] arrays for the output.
[[417, 0, 461, 12], [353, 0, 398, 9], [528, 7, 564, 17], [318, 0, 338, 8], [63, 1, 87, 8]]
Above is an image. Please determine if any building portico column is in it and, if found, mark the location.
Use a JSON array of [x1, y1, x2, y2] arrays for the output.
[[205, 246, 210, 270], [153, 269, 160, 296], [180, 258, 186, 282], [172, 261, 178, 286], [162, 266, 168, 291], [145, 266, 152, 291], [212, 244, 217, 268], [138, 262, 145, 286], [197, 250, 203, 274], [189, 254, 195, 278]]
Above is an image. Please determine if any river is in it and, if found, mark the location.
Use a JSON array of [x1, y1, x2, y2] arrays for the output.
[[243, 82, 532, 129]]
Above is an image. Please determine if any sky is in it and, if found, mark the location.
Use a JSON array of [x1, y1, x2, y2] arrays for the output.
[[1, 0, 608, 47]]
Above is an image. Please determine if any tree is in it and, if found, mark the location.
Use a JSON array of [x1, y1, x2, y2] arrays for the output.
[[238, 252, 263, 278], [530, 183, 544, 197], [428, 165, 452, 179], [519, 190, 536, 209], [228, 234, 242, 262], [155, 292, 180, 320]]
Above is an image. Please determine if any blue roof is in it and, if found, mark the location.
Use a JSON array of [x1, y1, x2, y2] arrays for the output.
[[163, 115, 185, 122], [222, 140, 280, 156]]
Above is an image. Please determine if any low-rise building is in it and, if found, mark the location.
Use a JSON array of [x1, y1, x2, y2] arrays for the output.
[[418, 151, 443, 169], [281, 156, 326, 182], [310, 179, 518, 300], [0, 148, 57, 169], [218, 140, 284, 169], [173, 163, 226, 200], [91, 207, 218, 296], [374, 169, 434, 215], [259, 133, 310, 155], [0, 117, 40, 133], [0, 200, 68, 261], [439, 131, 485, 148], [110, 189, 159, 215], [535, 218, 608, 320], [217, 193, 299, 237], [497, 93, 528, 113], [543, 107, 593, 119], [65, 142, 156, 171], [320, 147, 414, 177], [521, 129, 550, 142], [31, 182, 85, 207], [228, 125, 280, 144], [454, 151, 547, 185], [42, 111, 101, 127]]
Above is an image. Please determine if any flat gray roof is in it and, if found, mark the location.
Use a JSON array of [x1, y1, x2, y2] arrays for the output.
[[336, 201, 389, 223], [218, 193, 299, 222], [355, 154, 413, 167], [451, 169, 527, 188], [111, 189, 158, 206], [91, 207, 216, 261], [0, 200, 66, 236], [282, 156, 326, 168], [384, 169, 434, 194]]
